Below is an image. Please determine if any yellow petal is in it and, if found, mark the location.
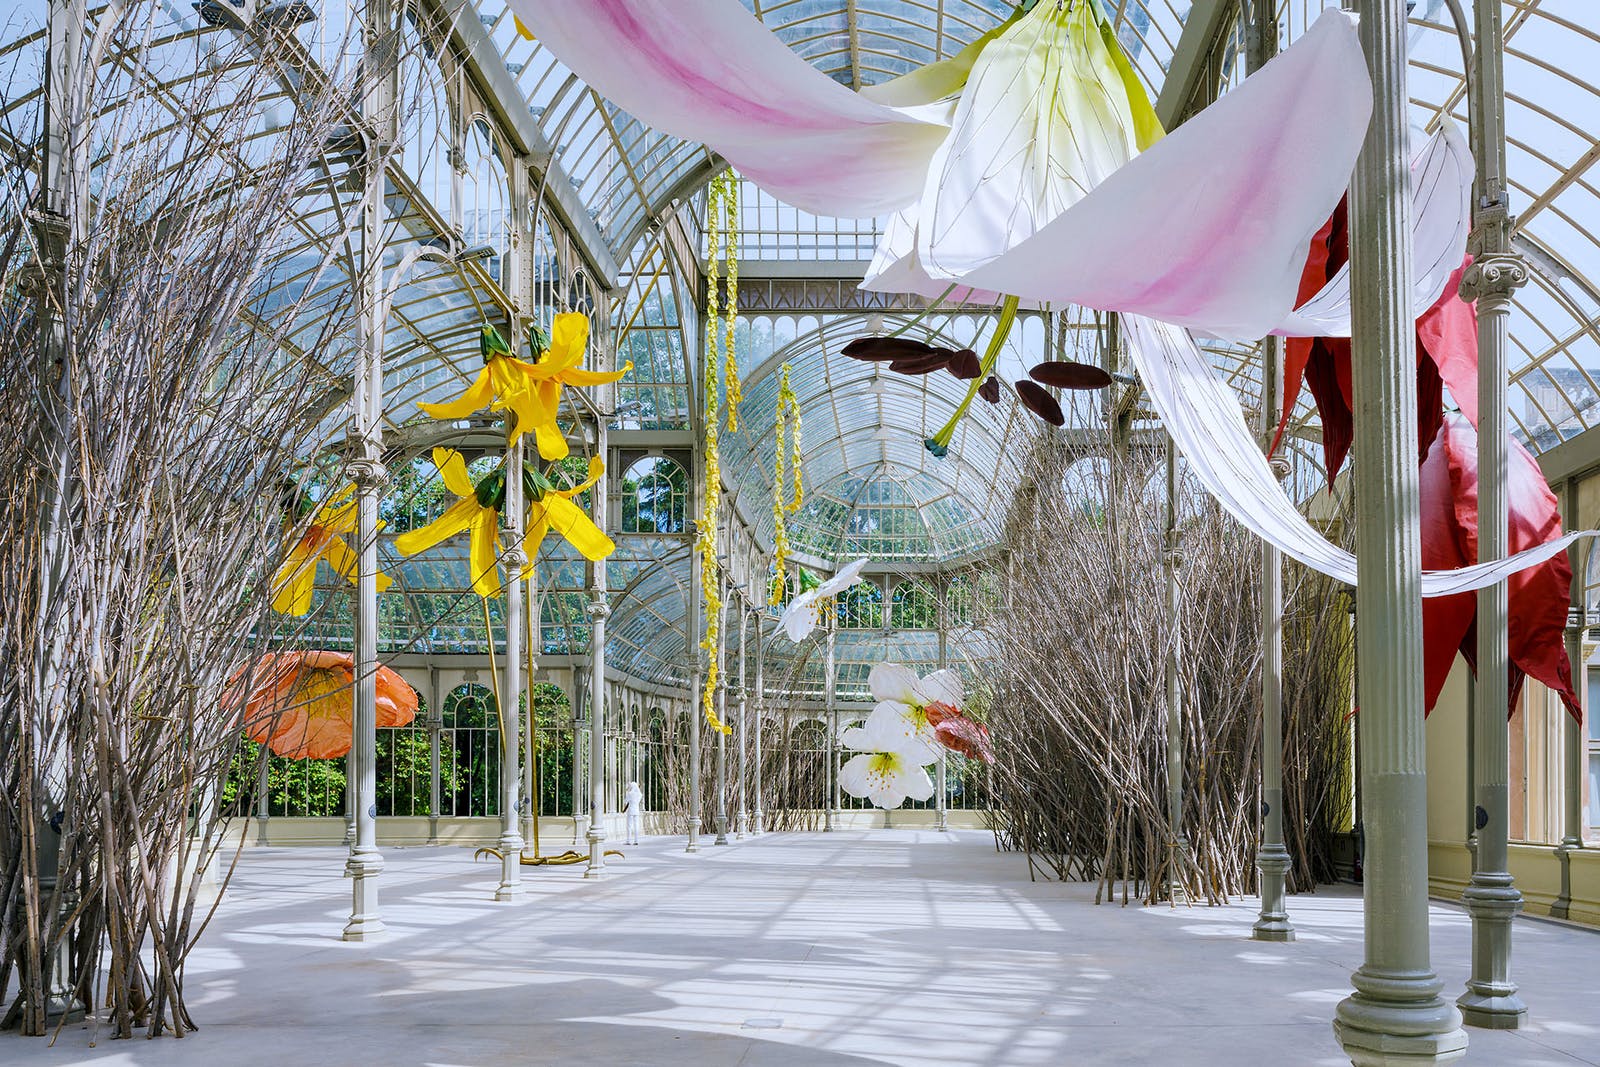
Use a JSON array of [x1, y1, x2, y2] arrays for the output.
[[319, 535, 394, 592], [319, 495, 359, 535], [320, 535, 361, 584], [271, 544, 317, 616], [502, 386, 556, 449], [469, 510, 504, 599], [542, 494, 614, 561], [418, 369, 494, 420], [513, 15, 535, 40], [534, 417, 570, 461], [433, 448, 476, 499], [560, 361, 632, 387], [546, 312, 589, 372], [555, 456, 606, 498], [393, 496, 480, 556], [520, 509, 550, 579]]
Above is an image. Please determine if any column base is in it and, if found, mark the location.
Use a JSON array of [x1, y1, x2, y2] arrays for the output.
[[1456, 992, 1527, 1030], [1458, 875, 1526, 1029], [714, 816, 729, 845], [1335, 972, 1468, 1066], [751, 809, 764, 836], [585, 830, 608, 879], [823, 810, 836, 832], [1253, 845, 1295, 941], [573, 813, 589, 848], [496, 830, 525, 901], [1252, 918, 1295, 942], [735, 812, 748, 838], [342, 851, 387, 942], [686, 817, 702, 853]]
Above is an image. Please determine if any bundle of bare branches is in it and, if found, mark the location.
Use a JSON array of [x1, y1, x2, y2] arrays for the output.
[[0, 2, 383, 1037], [984, 437, 1352, 906]]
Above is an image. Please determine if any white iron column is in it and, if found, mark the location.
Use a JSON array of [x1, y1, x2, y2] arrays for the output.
[[714, 582, 730, 845], [686, 519, 704, 852], [571, 667, 588, 847], [1457, 0, 1529, 1027], [1333, 1, 1468, 1061], [752, 614, 766, 834], [935, 602, 950, 832], [825, 623, 839, 830], [1247, 0, 1292, 942], [736, 602, 750, 838], [428, 667, 442, 845], [522, 572, 537, 848], [1553, 480, 1585, 921], [1254, 336, 1293, 939], [343, 0, 397, 940], [1163, 439, 1189, 903], [586, 442, 611, 878], [495, 435, 526, 900]]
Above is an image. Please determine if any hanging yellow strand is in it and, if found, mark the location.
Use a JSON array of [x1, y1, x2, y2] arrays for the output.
[[724, 176, 742, 432], [770, 363, 804, 606], [698, 174, 731, 735]]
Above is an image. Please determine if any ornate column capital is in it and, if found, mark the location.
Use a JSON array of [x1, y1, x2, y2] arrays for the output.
[[1268, 455, 1293, 482], [348, 458, 389, 488], [1458, 251, 1529, 306], [586, 597, 611, 622]]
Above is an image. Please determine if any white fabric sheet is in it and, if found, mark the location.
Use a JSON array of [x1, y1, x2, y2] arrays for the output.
[[506, 0, 948, 217], [1121, 314, 1588, 594], [1272, 122, 1473, 338], [921, 10, 1372, 338]]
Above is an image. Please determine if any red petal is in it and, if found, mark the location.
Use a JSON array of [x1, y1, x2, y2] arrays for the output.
[[1420, 421, 1474, 714], [1417, 257, 1479, 428], [934, 717, 994, 763], [1442, 414, 1580, 720]]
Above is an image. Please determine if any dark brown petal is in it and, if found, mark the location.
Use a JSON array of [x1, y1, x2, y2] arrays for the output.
[[842, 336, 936, 362], [1028, 360, 1113, 390], [978, 376, 1001, 404], [945, 348, 981, 380], [1015, 380, 1065, 426], [889, 352, 954, 375]]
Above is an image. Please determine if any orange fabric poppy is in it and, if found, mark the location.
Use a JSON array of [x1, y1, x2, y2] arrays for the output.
[[227, 651, 418, 759]]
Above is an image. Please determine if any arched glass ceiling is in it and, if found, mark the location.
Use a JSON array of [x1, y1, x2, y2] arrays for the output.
[[722, 311, 1065, 563], [466, 0, 1600, 460]]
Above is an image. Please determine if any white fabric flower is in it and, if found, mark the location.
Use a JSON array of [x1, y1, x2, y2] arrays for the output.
[[777, 557, 870, 642], [838, 709, 936, 810], [866, 662, 963, 764]]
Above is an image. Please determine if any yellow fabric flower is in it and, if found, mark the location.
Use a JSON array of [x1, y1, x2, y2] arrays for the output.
[[519, 313, 633, 462], [417, 324, 558, 453], [271, 486, 393, 616], [394, 449, 614, 599]]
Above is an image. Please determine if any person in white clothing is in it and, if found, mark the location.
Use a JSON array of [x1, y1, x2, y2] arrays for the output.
[[623, 781, 643, 845]]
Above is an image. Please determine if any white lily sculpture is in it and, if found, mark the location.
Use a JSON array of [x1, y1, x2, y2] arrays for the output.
[[865, 662, 963, 766], [777, 557, 870, 642], [838, 709, 937, 811]]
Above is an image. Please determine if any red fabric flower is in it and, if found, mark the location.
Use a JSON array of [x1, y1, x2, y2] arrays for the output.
[[924, 701, 995, 763], [1275, 199, 1477, 488], [1420, 415, 1580, 720]]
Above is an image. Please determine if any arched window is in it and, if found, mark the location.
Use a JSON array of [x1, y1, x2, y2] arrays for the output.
[[945, 575, 974, 628], [456, 117, 510, 282], [620, 455, 688, 533], [838, 581, 883, 629], [891, 579, 939, 630], [440, 683, 499, 817]]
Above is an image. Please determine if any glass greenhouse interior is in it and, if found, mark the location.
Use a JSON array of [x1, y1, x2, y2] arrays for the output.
[[4, 0, 1600, 1064]]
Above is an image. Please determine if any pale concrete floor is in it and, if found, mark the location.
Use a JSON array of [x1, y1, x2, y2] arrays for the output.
[[4, 830, 1599, 1066]]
